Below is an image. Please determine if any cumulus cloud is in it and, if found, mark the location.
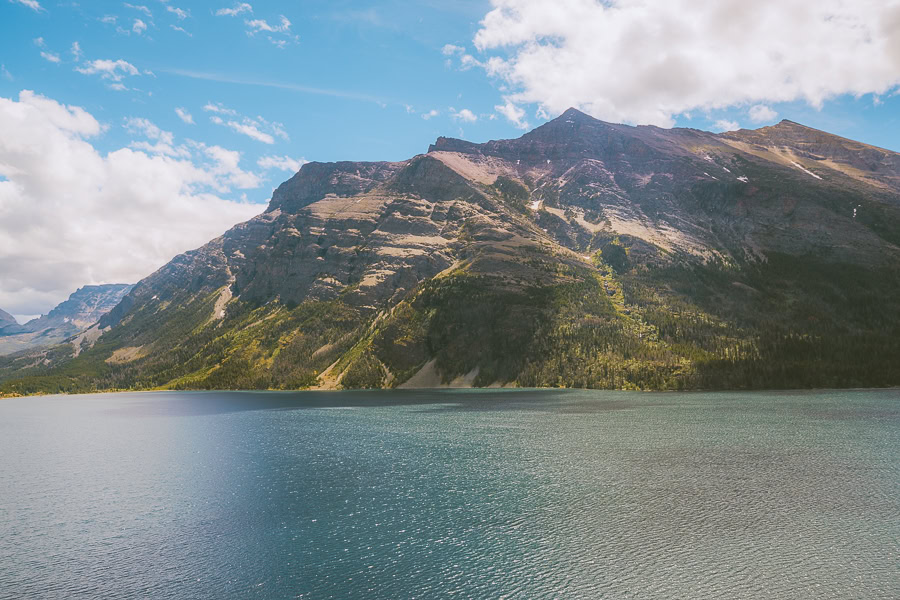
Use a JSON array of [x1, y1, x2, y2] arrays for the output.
[[132, 18, 147, 34], [175, 107, 194, 124], [495, 100, 528, 129], [0, 91, 263, 316], [450, 107, 477, 123], [70, 41, 82, 60], [748, 104, 778, 123], [421, 109, 439, 120], [257, 155, 308, 173], [473, 0, 900, 127], [216, 3, 252, 17]]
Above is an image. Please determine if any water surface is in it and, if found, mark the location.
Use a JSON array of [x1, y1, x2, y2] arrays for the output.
[[1, 389, 898, 599]]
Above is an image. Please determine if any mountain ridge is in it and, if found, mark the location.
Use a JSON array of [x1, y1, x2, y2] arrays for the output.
[[3, 111, 899, 395], [0, 284, 134, 356]]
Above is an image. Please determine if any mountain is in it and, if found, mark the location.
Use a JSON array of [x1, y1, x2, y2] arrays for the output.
[[0, 309, 20, 336], [0, 284, 133, 356], [3, 109, 900, 395]]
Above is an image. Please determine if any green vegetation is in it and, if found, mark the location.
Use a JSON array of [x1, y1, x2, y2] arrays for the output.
[[3, 244, 899, 395]]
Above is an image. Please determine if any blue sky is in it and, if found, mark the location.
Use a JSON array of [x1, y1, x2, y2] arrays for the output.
[[3, 0, 898, 172], [1, 0, 899, 318]]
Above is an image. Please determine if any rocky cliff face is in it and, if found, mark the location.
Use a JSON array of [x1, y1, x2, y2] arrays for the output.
[[0, 284, 133, 355], [3, 110, 899, 394]]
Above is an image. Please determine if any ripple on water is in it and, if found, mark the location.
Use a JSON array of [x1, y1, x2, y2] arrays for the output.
[[0, 389, 898, 599]]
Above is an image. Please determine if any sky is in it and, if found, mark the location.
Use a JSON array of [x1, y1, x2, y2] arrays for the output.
[[1, 0, 899, 320]]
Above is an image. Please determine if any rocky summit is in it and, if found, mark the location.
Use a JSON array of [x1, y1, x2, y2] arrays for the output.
[[3, 109, 900, 395]]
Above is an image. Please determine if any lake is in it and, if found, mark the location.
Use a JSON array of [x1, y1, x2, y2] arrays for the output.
[[0, 389, 898, 599]]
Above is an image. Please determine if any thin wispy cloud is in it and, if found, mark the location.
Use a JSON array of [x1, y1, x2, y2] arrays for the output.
[[9, 0, 43, 12], [204, 102, 289, 145], [33, 38, 61, 64], [76, 59, 140, 85], [163, 69, 388, 105], [257, 155, 307, 172], [216, 3, 252, 17], [166, 5, 188, 20], [450, 107, 477, 123], [124, 3, 151, 17], [175, 107, 194, 124], [245, 15, 290, 34]]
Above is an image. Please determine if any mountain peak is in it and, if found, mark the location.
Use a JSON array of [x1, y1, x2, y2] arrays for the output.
[[0, 308, 16, 326], [559, 107, 592, 119]]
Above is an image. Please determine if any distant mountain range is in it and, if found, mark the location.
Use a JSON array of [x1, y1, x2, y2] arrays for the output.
[[0, 284, 133, 356], [2, 109, 899, 395]]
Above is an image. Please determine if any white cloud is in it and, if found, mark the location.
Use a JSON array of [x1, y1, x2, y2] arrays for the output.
[[170, 25, 191, 36], [0, 90, 263, 316], [133, 18, 147, 34], [422, 109, 439, 120], [71, 41, 82, 60], [76, 59, 140, 82], [216, 3, 252, 17], [218, 119, 274, 144], [202, 102, 237, 116], [246, 15, 290, 34], [175, 107, 194, 124], [495, 100, 528, 129], [712, 119, 741, 132], [473, 0, 900, 127], [123, 117, 190, 157], [124, 3, 151, 17], [1, 65, 12, 81], [257, 155, 308, 173], [33, 38, 61, 64], [450, 107, 477, 123], [204, 102, 288, 144], [442, 44, 465, 56], [100, 15, 117, 24], [10, 0, 43, 11], [748, 104, 778, 123], [166, 5, 188, 20]]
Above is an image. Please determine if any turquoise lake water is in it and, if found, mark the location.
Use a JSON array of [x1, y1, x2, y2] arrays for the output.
[[0, 389, 898, 599]]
